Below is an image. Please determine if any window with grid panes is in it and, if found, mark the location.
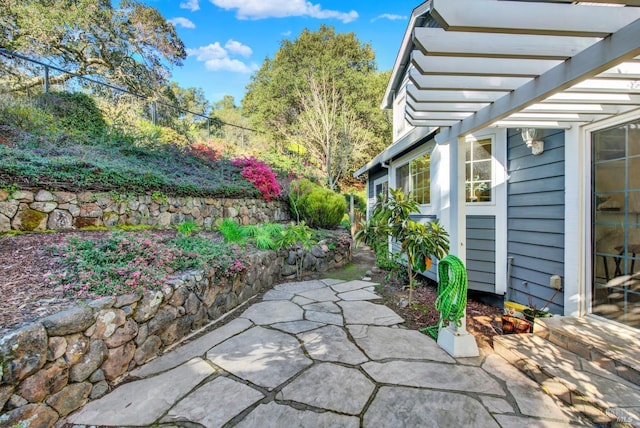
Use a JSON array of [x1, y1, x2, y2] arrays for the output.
[[466, 138, 492, 202], [395, 153, 431, 204]]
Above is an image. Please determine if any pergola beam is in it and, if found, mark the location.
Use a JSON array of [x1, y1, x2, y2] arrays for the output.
[[409, 69, 530, 91], [407, 98, 490, 112], [430, 0, 640, 37], [407, 84, 508, 103], [413, 27, 600, 60], [412, 52, 561, 77], [436, 16, 640, 144]]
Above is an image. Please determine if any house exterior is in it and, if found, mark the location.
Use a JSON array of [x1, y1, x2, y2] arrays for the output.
[[355, 0, 640, 330]]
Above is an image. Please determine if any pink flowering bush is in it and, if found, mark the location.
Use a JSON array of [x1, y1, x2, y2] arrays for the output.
[[232, 157, 281, 202]]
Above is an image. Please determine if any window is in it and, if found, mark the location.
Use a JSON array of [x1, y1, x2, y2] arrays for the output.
[[396, 153, 431, 204], [466, 138, 492, 202]]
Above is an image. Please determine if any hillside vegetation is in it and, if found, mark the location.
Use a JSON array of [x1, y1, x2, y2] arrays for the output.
[[0, 91, 261, 198]]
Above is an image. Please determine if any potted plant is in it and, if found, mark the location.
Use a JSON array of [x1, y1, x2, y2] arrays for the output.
[[522, 289, 560, 330]]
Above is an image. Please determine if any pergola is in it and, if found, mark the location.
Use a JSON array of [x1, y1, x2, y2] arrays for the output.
[[384, 0, 640, 140]]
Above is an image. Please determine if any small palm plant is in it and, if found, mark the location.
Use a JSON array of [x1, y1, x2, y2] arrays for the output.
[[356, 188, 449, 303]]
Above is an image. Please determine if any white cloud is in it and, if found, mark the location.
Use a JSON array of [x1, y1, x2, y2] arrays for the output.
[[209, 0, 358, 23], [281, 30, 292, 37], [180, 0, 200, 12], [371, 13, 407, 22], [187, 42, 258, 73], [203, 57, 257, 73], [224, 40, 252, 57], [168, 17, 196, 29]]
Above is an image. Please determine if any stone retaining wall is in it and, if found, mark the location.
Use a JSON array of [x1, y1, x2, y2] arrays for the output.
[[0, 189, 290, 232], [0, 231, 352, 427]]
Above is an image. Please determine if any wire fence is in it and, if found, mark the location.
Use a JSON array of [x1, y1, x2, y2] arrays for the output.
[[0, 48, 259, 145]]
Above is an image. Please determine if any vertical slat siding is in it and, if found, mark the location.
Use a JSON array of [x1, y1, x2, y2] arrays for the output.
[[507, 128, 565, 313], [467, 215, 496, 293]]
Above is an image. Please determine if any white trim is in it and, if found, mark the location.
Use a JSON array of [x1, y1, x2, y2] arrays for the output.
[[564, 124, 584, 316], [413, 27, 600, 59], [369, 176, 389, 219], [581, 109, 640, 318], [431, 0, 640, 37], [464, 129, 507, 295], [391, 143, 436, 212]]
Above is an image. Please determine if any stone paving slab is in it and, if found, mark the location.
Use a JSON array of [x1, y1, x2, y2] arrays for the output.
[[131, 317, 253, 378], [337, 288, 380, 301], [493, 414, 591, 427], [66, 358, 216, 426], [239, 300, 303, 325], [206, 326, 312, 390], [279, 363, 375, 415], [235, 402, 360, 428], [302, 301, 341, 313], [298, 325, 368, 365], [304, 310, 343, 325], [348, 325, 456, 362], [297, 286, 340, 302], [362, 360, 505, 395], [160, 376, 264, 427], [262, 289, 294, 301], [482, 355, 577, 422], [270, 320, 325, 334], [338, 301, 404, 326], [274, 280, 326, 294], [364, 386, 501, 427], [330, 279, 377, 293]]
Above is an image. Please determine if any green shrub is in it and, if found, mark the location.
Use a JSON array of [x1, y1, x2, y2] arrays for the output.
[[33, 91, 107, 140], [293, 180, 346, 229], [218, 218, 245, 243]]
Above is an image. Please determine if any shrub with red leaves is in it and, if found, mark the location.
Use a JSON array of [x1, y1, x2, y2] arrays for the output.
[[190, 142, 221, 163], [232, 157, 281, 201]]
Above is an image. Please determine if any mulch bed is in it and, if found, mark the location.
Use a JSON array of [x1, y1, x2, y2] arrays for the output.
[[368, 271, 503, 348]]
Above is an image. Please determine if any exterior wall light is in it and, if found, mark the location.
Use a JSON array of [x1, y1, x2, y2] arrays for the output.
[[521, 128, 544, 155]]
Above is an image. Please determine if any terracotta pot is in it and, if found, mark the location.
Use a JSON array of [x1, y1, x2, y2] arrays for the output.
[[501, 315, 532, 334]]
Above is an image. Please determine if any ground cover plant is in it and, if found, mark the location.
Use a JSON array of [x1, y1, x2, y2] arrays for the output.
[[48, 228, 245, 299], [0, 93, 273, 198]]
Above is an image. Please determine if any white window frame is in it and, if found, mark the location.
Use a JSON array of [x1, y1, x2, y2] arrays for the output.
[[577, 110, 640, 320], [391, 145, 434, 208], [368, 175, 389, 219], [465, 136, 495, 205]]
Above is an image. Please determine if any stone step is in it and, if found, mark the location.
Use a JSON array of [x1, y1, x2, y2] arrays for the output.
[[534, 316, 640, 387], [494, 333, 640, 427]]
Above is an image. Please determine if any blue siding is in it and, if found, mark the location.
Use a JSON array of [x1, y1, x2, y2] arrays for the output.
[[507, 129, 565, 313], [467, 215, 496, 293]]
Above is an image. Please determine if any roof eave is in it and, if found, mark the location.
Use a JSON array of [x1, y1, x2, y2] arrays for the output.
[[381, 1, 432, 110]]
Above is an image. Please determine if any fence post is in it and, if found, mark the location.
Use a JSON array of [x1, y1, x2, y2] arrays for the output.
[[44, 65, 50, 93], [350, 193, 355, 236], [151, 101, 157, 125]]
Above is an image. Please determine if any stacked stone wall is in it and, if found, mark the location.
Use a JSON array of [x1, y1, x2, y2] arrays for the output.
[[0, 230, 352, 426], [0, 189, 290, 232]]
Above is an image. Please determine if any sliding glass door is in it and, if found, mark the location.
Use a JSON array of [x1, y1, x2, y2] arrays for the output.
[[592, 119, 640, 328]]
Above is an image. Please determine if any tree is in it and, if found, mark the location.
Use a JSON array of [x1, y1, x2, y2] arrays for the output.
[[155, 82, 210, 136], [292, 72, 367, 190], [242, 25, 391, 187], [1, 0, 185, 95]]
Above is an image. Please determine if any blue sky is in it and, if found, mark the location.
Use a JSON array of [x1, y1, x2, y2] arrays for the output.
[[142, 0, 420, 105]]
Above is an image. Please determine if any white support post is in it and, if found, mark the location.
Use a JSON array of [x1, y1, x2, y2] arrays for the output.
[[437, 135, 479, 358]]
